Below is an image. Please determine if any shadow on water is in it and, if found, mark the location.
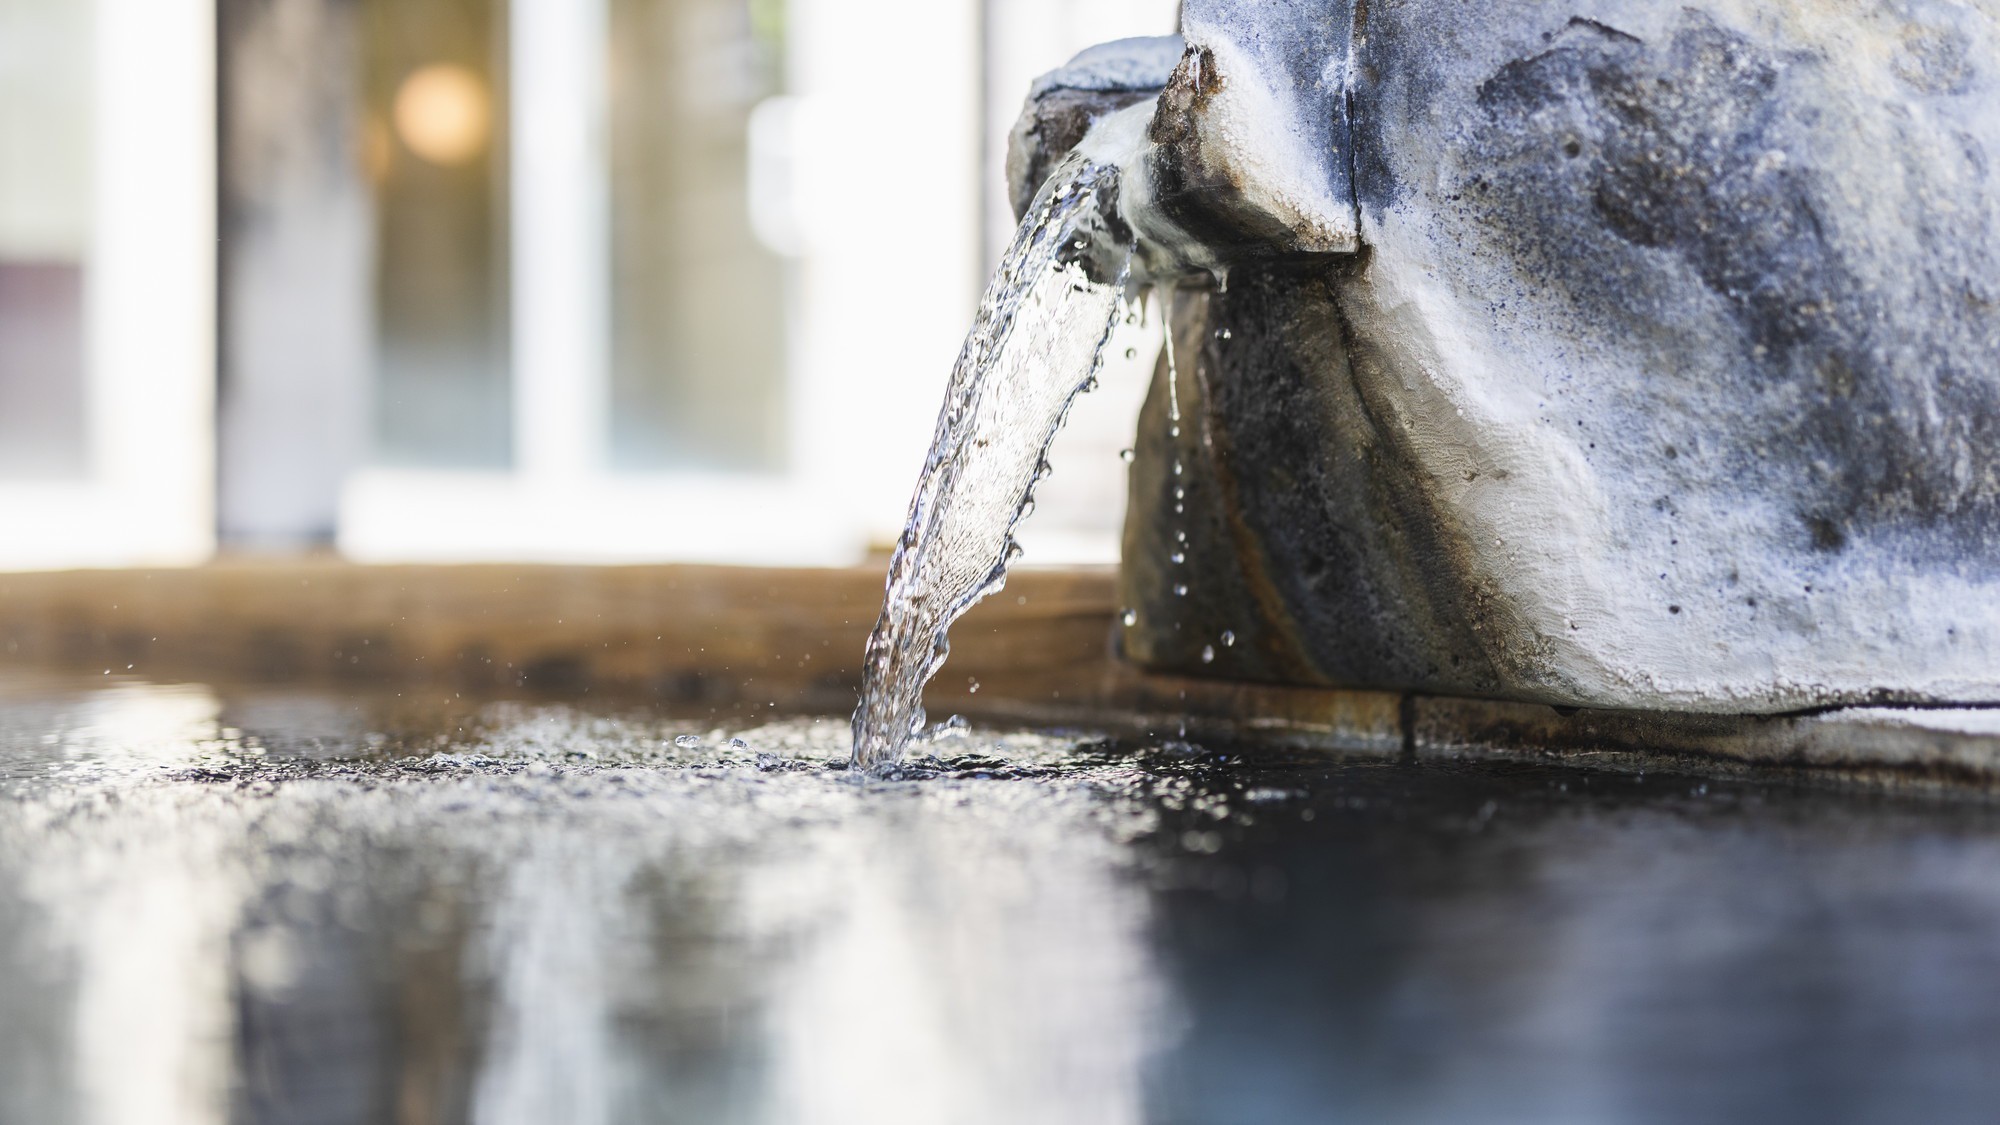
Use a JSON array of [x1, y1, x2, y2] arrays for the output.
[[2, 670, 1999, 1124]]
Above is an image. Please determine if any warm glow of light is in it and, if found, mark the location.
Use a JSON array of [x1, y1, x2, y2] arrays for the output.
[[392, 64, 490, 166]]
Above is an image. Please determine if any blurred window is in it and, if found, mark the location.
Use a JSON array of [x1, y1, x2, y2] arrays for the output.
[[362, 0, 512, 468], [339, 0, 838, 563], [0, 0, 91, 480], [334, 0, 1176, 565], [608, 0, 789, 472], [350, 0, 791, 476]]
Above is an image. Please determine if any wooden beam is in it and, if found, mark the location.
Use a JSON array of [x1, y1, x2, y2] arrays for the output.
[[4, 561, 1999, 787]]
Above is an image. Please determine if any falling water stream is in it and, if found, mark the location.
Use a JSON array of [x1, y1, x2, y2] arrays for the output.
[[850, 121, 1149, 768]]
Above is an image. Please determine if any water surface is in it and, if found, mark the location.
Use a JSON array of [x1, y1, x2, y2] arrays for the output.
[[2, 670, 1999, 1124]]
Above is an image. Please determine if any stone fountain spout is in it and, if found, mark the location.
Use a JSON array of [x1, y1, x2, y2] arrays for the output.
[[1009, 3, 1368, 282], [1016, 1, 2000, 716]]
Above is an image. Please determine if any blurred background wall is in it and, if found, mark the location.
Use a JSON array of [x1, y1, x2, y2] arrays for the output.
[[0, 0, 215, 569], [0, 0, 1176, 570]]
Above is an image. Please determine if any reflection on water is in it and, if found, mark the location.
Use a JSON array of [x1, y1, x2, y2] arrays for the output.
[[0, 678, 1162, 1125], [3, 673, 2000, 1123]]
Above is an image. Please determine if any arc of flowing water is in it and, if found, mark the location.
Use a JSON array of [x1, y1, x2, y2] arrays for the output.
[[851, 126, 1147, 769]]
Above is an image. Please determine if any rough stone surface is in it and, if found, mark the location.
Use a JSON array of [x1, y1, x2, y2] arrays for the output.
[[1149, 0, 1363, 258], [1029, 2, 2000, 712], [1006, 37, 1184, 220]]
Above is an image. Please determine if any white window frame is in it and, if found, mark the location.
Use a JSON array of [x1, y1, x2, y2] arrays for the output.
[[0, 0, 216, 571]]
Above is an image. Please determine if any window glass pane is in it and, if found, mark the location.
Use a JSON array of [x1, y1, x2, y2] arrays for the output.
[[362, 0, 511, 468], [607, 0, 787, 473], [0, 0, 90, 479]]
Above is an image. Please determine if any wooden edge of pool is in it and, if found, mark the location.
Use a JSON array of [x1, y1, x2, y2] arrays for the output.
[[3, 560, 1999, 790]]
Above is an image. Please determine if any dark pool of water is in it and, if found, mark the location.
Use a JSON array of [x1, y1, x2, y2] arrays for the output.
[[2, 670, 1998, 1125]]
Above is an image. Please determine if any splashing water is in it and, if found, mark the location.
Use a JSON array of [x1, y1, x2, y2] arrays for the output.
[[851, 132, 1142, 769]]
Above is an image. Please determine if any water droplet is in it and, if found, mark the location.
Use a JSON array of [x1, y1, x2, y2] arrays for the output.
[[1170, 424, 1180, 438], [1124, 347, 1137, 360], [1174, 583, 1189, 597], [1121, 608, 1138, 627], [1174, 486, 1185, 501], [1171, 550, 1186, 564], [1201, 644, 1216, 663], [1221, 630, 1236, 646], [1174, 529, 1187, 543], [968, 678, 981, 694], [673, 734, 702, 748], [1216, 327, 1232, 340], [1173, 460, 1184, 477], [1119, 448, 1135, 463], [727, 737, 750, 750], [1081, 375, 1099, 392]]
